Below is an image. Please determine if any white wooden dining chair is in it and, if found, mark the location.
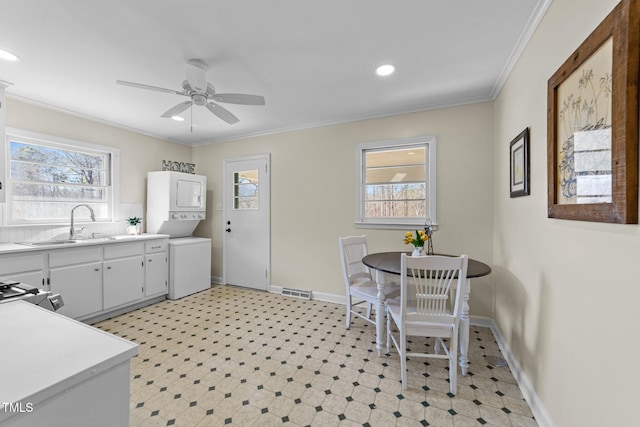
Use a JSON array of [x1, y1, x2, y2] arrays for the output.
[[338, 235, 399, 330], [386, 253, 468, 394]]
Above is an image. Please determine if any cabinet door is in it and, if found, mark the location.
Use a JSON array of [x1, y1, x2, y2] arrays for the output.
[[145, 252, 167, 297], [104, 256, 144, 309], [0, 252, 45, 288], [5, 271, 45, 289], [50, 262, 103, 319]]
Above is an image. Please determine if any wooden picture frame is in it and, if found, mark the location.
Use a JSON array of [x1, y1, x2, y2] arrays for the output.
[[510, 128, 530, 198], [547, 0, 639, 223]]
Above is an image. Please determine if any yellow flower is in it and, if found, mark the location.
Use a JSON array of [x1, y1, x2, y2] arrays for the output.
[[403, 230, 427, 247]]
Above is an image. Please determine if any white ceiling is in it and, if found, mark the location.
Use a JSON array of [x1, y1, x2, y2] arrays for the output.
[[0, 0, 547, 146]]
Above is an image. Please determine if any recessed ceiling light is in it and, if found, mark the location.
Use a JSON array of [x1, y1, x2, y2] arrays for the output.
[[171, 116, 185, 122], [0, 49, 19, 62], [375, 64, 395, 77]]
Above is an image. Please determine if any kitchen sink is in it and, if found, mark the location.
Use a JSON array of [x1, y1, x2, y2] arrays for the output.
[[17, 237, 113, 247], [17, 240, 80, 247]]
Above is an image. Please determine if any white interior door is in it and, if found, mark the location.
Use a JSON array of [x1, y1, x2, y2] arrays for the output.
[[223, 154, 270, 290]]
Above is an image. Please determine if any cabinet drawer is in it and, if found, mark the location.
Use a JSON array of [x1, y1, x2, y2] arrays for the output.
[[104, 242, 144, 260], [145, 240, 168, 254], [0, 253, 44, 275], [49, 247, 102, 268]]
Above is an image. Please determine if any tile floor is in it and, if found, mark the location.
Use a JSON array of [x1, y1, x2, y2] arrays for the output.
[[95, 285, 538, 427]]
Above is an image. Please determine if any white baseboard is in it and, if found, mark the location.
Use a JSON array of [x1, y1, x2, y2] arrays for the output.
[[471, 316, 555, 427]]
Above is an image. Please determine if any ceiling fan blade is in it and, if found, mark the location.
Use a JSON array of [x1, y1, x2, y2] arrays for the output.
[[212, 93, 266, 105], [205, 83, 216, 97], [185, 59, 208, 93], [161, 101, 192, 118], [116, 80, 183, 95], [205, 102, 239, 124]]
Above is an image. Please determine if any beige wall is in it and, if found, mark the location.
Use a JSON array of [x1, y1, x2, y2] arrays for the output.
[[493, 0, 640, 426], [6, 98, 192, 204], [193, 102, 495, 316], [12, 12, 626, 421]]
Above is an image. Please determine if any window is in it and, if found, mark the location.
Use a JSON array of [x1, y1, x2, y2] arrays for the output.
[[356, 136, 436, 228], [5, 129, 119, 224], [233, 169, 259, 210]]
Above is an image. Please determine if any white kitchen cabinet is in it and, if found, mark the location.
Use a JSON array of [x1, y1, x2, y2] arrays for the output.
[[103, 242, 145, 310], [0, 235, 169, 321], [49, 261, 103, 319], [104, 256, 144, 309], [48, 246, 103, 319], [144, 240, 168, 297], [0, 252, 45, 288], [145, 252, 167, 296]]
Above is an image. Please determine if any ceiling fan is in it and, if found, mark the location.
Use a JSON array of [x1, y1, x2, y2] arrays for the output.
[[116, 59, 265, 125]]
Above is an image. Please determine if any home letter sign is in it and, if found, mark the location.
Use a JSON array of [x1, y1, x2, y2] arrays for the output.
[[162, 160, 195, 174]]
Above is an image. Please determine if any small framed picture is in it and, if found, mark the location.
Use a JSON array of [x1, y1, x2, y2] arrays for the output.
[[510, 127, 530, 198]]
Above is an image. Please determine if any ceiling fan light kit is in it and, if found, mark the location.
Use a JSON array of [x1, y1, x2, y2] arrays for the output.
[[116, 58, 265, 126], [375, 63, 395, 76], [0, 48, 19, 62]]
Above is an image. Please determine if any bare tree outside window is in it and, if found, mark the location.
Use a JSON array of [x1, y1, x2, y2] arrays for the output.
[[7, 136, 112, 223]]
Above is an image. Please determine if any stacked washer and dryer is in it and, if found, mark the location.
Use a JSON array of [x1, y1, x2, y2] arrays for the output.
[[146, 171, 212, 300]]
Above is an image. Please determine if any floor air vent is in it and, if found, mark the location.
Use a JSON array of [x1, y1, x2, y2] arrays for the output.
[[281, 287, 311, 300]]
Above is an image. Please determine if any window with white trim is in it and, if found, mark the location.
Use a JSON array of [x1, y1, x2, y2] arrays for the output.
[[5, 129, 118, 224], [356, 136, 436, 228]]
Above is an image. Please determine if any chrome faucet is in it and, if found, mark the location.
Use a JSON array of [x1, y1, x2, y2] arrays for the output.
[[70, 204, 96, 240]]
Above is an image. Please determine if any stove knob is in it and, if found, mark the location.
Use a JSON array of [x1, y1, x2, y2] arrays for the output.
[[171, 213, 178, 219], [198, 213, 204, 219]]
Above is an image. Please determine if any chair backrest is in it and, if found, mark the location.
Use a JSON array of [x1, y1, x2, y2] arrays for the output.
[[338, 235, 372, 290], [400, 253, 468, 323]]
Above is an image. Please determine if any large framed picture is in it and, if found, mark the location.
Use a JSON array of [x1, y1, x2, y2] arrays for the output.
[[510, 128, 530, 198], [547, 0, 639, 223]]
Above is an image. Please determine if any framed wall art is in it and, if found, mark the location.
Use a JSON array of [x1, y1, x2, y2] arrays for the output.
[[510, 128, 530, 198], [547, 0, 639, 223]]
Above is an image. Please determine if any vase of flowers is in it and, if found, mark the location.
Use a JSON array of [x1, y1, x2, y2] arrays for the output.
[[403, 230, 428, 256], [126, 217, 143, 235]]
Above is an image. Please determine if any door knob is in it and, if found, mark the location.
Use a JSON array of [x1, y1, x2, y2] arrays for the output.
[[226, 228, 231, 232]]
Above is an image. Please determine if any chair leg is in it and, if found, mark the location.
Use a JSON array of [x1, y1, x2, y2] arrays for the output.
[[400, 335, 407, 390], [345, 296, 352, 330], [366, 302, 372, 319], [450, 335, 458, 395], [386, 312, 390, 354]]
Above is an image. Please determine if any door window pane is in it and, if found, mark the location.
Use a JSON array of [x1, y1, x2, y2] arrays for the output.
[[234, 170, 259, 210]]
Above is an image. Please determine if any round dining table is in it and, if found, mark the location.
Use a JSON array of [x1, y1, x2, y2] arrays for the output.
[[362, 251, 491, 376]]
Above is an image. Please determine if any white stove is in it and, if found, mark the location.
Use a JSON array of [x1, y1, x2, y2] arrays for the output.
[[0, 280, 64, 311]]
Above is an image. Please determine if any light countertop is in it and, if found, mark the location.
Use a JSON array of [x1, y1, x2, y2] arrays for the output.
[[0, 233, 170, 255], [0, 301, 138, 422]]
